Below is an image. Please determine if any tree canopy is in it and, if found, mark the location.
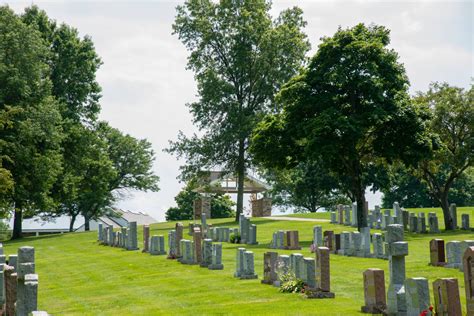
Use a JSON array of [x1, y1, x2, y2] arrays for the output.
[[251, 24, 432, 229], [168, 0, 310, 221], [410, 82, 473, 229]]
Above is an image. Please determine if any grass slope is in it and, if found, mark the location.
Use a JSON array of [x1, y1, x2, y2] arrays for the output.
[[2, 208, 473, 315]]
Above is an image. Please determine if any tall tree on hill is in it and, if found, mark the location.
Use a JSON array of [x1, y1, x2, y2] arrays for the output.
[[167, 0, 310, 221], [251, 24, 432, 229], [411, 82, 473, 230], [0, 6, 64, 239]]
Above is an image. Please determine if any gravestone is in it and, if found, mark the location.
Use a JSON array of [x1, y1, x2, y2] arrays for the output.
[[323, 230, 334, 253], [285, 231, 301, 250], [108, 225, 114, 246], [428, 213, 440, 233], [142, 225, 150, 253], [433, 278, 462, 316], [175, 223, 184, 259], [409, 213, 417, 233], [334, 234, 341, 254], [463, 246, 474, 315], [351, 203, 358, 227], [313, 226, 323, 248], [339, 232, 350, 256], [167, 230, 177, 259], [446, 241, 462, 269], [98, 223, 103, 241], [126, 222, 138, 250], [402, 210, 409, 231], [360, 227, 371, 258], [393, 202, 402, 225], [351, 231, 362, 257], [200, 239, 212, 268], [449, 203, 458, 228], [373, 233, 384, 259], [361, 268, 386, 314], [344, 205, 351, 226], [330, 211, 337, 224], [429, 239, 446, 266], [306, 247, 334, 298], [405, 278, 430, 316], [374, 206, 382, 229], [462, 214, 470, 230], [239, 214, 250, 244], [193, 196, 211, 220], [193, 227, 203, 264], [289, 253, 304, 279], [4, 265, 16, 316], [261, 252, 279, 285], [274, 255, 290, 287], [16, 273, 38, 316], [234, 248, 246, 278], [386, 224, 408, 316], [337, 204, 344, 225], [417, 213, 426, 233], [248, 224, 258, 245], [208, 243, 223, 270], [460, 240, 474, 272], [303, 258, 316, 289], [150, 235, 166, 255], [240, 251, 257, 279]]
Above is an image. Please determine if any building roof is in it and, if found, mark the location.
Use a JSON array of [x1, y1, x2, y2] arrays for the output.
[[115, 209, 157, 226], [7, 215, 84, 232]]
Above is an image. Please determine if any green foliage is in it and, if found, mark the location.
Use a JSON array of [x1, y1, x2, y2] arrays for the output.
[[264, 159, 351, 213], [411, 82, 473, 229], [251, 24, 431, 228], [22, 5, 102, 123], [165, 180, 235, 221], [276, 269, 305, 293], [229, 233, 241, 244], [168, 0, 310, 219]]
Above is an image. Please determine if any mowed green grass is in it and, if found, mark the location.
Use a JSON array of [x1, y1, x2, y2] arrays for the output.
[[2, 208, 473, 315]]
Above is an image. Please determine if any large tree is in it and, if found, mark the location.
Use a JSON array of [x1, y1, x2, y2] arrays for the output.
[[251, 24, 431, 229], [0, 6, 64, 239], [167, 0, 310, 221], [411, 82, 473, 229]]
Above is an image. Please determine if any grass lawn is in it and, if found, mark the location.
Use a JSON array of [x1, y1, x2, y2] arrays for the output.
[[2, 208, 473, 315]]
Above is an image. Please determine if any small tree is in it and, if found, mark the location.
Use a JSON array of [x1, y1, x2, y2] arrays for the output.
[[412, 82, 473, 230], [165, 181, 235, 221]]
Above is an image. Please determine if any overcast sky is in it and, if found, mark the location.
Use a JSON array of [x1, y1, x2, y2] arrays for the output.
[[4, 0, 473, 221]]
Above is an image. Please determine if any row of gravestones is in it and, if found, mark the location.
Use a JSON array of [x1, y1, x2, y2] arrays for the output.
[[269, 230, 301, 250], [429, 238, 474, 271], [189, 214, 258, 245], [362, 239, 474, 315], [0, 245, 49, 316], [259, 248, 335, 298], [98, 221, 138, 250], [330, 201, 471, 232]]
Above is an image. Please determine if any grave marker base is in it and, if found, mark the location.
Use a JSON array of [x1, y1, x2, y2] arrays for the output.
[[305, 289, 335, 299], [208, 264, 224, 270]]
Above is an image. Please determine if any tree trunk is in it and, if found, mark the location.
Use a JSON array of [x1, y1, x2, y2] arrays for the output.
[[69, 214, 77, 232], [11, 202, 23, 240], [84, 213, 90, 231], [355, 188, 367, 231], [440, 191, 454, 230], [235, 139, 246, 222]]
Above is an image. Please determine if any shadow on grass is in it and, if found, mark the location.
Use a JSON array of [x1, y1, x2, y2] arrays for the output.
[[3, 232, 69, 245]]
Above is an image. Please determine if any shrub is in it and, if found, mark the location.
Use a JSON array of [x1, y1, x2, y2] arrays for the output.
[[276, 264, 305, 293], [230, 233, 241, 244]]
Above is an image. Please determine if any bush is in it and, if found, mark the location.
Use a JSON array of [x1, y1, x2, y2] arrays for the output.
[[0, 221, 10, 241], [230, 233, 241, 244], [276, 266, 305, 293]]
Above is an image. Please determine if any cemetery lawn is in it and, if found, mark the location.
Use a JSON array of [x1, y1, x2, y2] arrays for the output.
[[3, 207, 474, 315]]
